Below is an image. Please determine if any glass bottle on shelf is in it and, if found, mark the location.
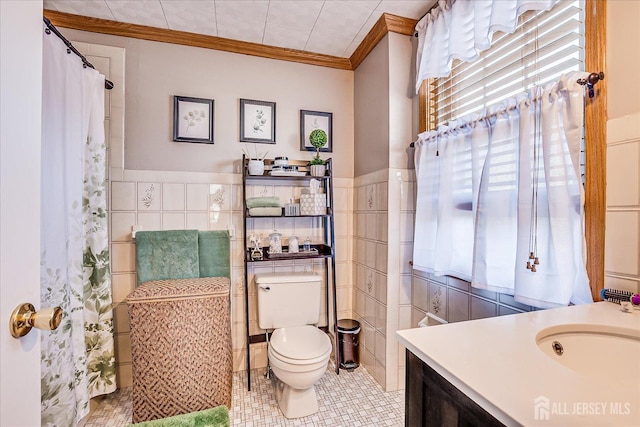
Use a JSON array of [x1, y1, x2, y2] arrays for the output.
[[269, 230, 282, 254], [303, 237, 311, 253], [288, 235, 299, 253]]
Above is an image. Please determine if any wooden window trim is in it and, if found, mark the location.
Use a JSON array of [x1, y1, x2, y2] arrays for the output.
[[418, 0, 607, 301], [584, 0, 607, 301]]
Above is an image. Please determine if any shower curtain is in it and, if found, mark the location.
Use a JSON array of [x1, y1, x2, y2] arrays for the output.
[[40, 24, 116, 426]]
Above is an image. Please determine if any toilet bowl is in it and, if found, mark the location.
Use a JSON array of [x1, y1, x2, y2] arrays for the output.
[[255, 272, 330, 418], [268, 325, 332, 419]]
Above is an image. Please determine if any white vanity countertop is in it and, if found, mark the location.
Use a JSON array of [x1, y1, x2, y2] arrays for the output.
[[396, 302, 640, 426]]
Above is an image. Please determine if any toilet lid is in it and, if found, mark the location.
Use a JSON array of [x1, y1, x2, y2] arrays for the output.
[[270, 326, 331, 361]]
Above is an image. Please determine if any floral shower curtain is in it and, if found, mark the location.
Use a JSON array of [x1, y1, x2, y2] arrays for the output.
[[40, 24, 116, 426]]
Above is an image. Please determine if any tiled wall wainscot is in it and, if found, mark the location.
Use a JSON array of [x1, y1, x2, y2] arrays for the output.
[[109, 170, 354, 387], [353, 168, 414, 392], [110, 171, 240, 387], [605, 113, 640, 295], [410, 273, 535, 331]]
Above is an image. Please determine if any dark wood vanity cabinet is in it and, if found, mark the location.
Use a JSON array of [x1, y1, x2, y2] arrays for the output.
[[405, 351, 505, 427]]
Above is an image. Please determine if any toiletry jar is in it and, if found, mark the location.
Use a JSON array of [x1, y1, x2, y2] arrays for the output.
[[274, 157, 289, 167]]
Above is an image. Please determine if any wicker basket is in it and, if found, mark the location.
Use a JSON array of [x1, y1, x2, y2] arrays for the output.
[[126, 277, 232, 423]]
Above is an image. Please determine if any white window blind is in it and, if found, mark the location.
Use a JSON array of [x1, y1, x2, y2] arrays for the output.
[[427, 0, 584, 128]]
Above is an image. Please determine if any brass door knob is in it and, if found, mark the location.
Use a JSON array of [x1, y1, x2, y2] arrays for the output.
[[9, 303, 63, 338]]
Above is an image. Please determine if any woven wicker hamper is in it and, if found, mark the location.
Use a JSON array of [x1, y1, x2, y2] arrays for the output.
[[126, 277, 232, 423]]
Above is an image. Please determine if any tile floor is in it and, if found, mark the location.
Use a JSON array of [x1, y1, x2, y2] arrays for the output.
[[85, 366, 404, 426]]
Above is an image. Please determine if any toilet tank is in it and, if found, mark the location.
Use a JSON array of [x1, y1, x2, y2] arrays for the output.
[[255, 272, 322, 329]]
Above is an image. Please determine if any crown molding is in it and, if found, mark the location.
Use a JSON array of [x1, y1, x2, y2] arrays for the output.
[[349, 13, 417, 70], [43, 10, 352, 70], [43, 10, 417, 72]]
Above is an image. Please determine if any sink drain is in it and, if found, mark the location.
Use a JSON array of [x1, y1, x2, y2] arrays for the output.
[[552, 341, 564, 355]]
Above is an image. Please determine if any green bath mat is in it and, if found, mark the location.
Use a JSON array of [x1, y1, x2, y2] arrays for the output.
[[130, 406, 230, 427]]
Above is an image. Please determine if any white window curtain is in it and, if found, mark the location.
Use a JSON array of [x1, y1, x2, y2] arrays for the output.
[[413, 72, 593, 309], [415, 0, 560, 92], [40, 24, 116, 426]]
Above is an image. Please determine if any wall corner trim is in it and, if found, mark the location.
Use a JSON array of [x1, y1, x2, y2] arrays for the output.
[[350, 13, 418, 70]]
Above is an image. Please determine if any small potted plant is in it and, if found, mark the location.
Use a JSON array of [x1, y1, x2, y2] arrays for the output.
[[309, 129, 327, 177]]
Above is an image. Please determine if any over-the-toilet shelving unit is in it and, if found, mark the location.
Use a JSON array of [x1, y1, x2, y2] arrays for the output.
[[242, 155, 338, 390]]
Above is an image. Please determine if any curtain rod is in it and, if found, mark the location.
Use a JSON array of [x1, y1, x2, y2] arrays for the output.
[[409, 71, 605, 148], [43, 17, 114, 90]]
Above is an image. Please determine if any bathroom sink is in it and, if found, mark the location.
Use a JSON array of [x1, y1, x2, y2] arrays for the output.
[[536, 323, 640, 383]]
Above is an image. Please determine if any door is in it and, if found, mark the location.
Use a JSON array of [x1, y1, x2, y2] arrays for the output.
[[0, 1, 44, 425]]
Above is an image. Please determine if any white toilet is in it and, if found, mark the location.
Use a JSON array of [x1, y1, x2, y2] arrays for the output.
[[255, 272, 332, 419]]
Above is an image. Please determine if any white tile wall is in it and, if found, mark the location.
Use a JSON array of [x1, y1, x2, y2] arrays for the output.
[[186, 183, 209, 211], [137, 212, 161, 231], [605, 211, 639, 275], [186, 212, 209, 230], [109, 171, 355, 387], [605, 113, 640, 295], [162, 212, 185, 230], [162, 183, 185, 210], [137, 183, 160, 210], [353, 168, 414, 392], [111, 212, 136, 242], [607, 142, 639, 206], [111, 182, 136, 210]]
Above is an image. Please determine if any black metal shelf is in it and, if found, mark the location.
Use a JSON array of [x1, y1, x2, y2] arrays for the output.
[[245, 213, 332, 219], [242, 155, 339, 391], [243, 157, 331, 180], [245, 244, 332, 263], [244, 173, 331, 181]]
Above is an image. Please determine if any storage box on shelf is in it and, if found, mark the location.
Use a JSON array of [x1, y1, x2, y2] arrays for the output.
[[241, 155, 339, 390], [300, 194, 326, 216]]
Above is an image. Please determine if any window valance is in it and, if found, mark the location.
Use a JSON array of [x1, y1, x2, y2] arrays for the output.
[[415, 0, 560, 92]]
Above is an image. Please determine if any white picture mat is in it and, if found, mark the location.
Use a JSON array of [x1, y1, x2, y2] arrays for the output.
[[303, 114, 330, 149], [243, 103, 273, 140], [177, 100, 210, 139]]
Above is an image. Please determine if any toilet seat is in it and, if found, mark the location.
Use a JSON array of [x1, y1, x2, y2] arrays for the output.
[[270, 326, 331, 365]]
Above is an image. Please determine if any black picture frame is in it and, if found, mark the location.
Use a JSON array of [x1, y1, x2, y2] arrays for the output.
[[240, 99, 276, 143], [172, 96, 214, 143], [300, 110, 332, 153]]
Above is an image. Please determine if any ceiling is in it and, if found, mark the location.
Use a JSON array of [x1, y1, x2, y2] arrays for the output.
[[43, 0, 435, 58]]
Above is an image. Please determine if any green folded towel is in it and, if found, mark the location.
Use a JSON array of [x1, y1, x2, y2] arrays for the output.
[[248, 207, 282, 217], [130, 406, 230, 427], [245, 196, 281, 208], [135, 230, 200, 285], [198, 231, 230, 279]]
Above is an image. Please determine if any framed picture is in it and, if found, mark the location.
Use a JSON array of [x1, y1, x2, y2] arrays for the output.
[[300, 110, 332, 152], [173, 96, 214, 143], [240, 99, 276, 143]]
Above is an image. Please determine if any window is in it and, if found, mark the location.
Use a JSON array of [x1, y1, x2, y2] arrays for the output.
[[417, 0, 606, 300], [426, 0, 584, 129]]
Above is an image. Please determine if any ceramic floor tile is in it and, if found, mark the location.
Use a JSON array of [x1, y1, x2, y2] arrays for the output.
[[85, 366, 404, 426]]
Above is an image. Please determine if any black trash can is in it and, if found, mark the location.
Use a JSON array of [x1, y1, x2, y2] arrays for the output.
[[337, 319, 360, 371]]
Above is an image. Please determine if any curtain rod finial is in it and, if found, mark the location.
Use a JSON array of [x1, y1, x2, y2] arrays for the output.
[[577, 71, 604, 86], [587, 72, 605, 85]]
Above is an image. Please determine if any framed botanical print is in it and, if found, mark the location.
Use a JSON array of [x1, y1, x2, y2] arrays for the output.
[[173, 96, 214, 143], [240, 99, 276, 143], [300, 110, 332, 152]]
